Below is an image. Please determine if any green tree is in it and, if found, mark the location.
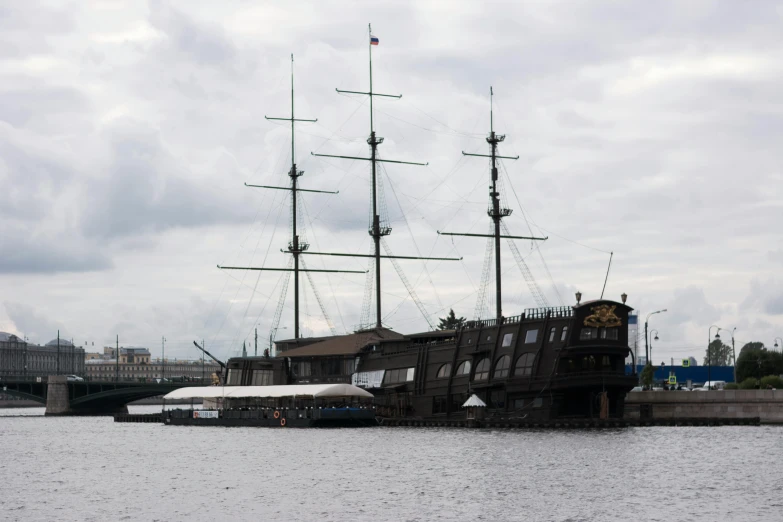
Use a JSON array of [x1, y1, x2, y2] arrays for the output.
[[736, 345, 782, 382], [703, 339, 733, 366], [438, 309, 466, 330], [640, 362, 655, 390], [739, 341, 765, 357]]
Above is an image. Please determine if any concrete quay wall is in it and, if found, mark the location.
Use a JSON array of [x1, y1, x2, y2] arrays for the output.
[[625, 390, 783, 423]]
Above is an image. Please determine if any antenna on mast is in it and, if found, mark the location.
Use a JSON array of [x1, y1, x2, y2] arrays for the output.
[[220, 54, 364, 341], [310, 24, 460, 330]]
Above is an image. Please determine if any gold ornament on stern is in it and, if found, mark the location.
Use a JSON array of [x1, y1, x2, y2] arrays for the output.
[[583, 305, 622, 328]]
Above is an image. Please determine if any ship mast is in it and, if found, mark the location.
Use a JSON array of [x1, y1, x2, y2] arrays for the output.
[[311, 24, 461, 330], [219, 55, 364, 340], [439, 87, 547, 322]]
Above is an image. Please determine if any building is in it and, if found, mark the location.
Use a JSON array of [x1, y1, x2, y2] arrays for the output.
[[84, 356, 221, 382], [0, 332, 85, 378]]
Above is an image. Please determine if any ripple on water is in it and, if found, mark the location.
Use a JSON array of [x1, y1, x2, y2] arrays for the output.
[[0, 410, 780, 521]]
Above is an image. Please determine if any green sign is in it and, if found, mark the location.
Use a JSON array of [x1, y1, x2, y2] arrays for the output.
[[682, 359, 690, 368], [668, 375, 677, 384]]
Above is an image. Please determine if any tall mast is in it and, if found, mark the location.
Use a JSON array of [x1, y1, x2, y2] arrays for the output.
[[367, 22, 384, 329], [488, 87, 504, 320], [221, 55, 363, 342], [439, 87, 547, 321], [311, 24, 460, 330]]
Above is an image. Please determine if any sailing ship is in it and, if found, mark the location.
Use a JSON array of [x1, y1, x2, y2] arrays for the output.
[[165, 25, 638, 427]]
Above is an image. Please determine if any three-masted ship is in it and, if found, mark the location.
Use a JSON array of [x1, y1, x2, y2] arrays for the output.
[[168, 26, 638, 427]]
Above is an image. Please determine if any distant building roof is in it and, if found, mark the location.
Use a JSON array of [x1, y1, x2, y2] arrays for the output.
[[121, 347, 150, 355], [46, 338, 74, 347], [277, 328, 405, 358], [0, 332, 21, 342]]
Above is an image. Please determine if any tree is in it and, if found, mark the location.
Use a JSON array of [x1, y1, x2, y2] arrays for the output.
[[736, 345, 782, 382], [641, 362, 655, 389], [438, 309, 466, 330], [703, 339, 732, 366], [739, 341, 765, 357]]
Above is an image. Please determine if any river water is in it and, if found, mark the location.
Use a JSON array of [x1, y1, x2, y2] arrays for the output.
[[1, 406, 781, 521]]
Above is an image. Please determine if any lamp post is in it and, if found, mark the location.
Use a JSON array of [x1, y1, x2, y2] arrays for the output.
[[707, 325, 722, 388], [269, 327, 288, 357], [774, 337, 783, 354], [649, 329, 659, 368], [722, 327, 737, 384], [161, 336, 166, 381], [645, 309, 667, 366]]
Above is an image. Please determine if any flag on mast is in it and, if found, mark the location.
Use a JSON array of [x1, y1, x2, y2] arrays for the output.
[[370, 35, 379, 46]]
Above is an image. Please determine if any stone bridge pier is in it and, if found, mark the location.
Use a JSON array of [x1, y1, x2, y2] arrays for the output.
[[45, 375, 128, 416]]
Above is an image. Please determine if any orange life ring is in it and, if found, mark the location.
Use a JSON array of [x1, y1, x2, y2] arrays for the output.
[[280, 418, 286, 427], [273, 410, 280, 419]]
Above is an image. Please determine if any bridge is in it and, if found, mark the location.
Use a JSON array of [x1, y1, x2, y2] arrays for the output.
[[0, 376, 203, 415]]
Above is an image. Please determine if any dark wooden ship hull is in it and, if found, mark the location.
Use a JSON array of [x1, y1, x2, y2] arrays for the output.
[[226, 299, 637, 424]]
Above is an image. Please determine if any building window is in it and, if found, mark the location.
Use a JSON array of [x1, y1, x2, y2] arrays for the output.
[[501, 333, 514, 347], [515, 353, 535, 377], [473, 358, 490, 380], [455, 361, 471, 376], [548, 327, 556, 342], [493, 355, 510, 379], [524, 329, 538, 344], [561, 326, 568, 341], [436, 363, 452, 379]]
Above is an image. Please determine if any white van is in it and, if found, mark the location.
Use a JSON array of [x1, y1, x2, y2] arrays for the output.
[[699, 380, 727, 390]]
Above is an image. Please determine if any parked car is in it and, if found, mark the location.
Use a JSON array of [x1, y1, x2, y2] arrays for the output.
[[65, 375, 84, 382], [630, 386, 644, 392]]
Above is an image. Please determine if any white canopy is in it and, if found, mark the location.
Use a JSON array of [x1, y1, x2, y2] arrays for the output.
[[163, 383, 374, 401], [462, 394, 487, 408]]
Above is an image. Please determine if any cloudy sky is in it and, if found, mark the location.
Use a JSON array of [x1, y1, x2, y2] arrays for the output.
[[1, 1, 781, 364]]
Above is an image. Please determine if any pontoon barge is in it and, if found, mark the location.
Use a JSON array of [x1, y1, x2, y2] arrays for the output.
[[161, 383, 378, 427]]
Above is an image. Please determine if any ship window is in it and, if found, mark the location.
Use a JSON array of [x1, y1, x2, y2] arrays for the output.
[[502, 333, 514, 347], [455, 361, 471, 376], [474, 358, 490, 380], [251, 369, 273, 386], [493, 355, 510, 379], [580, 327, 597, 340], [513, 398, 525, 410], [515, 353, 535, 377], [467, 338, 472, 344], [548, 327, 556, 342], [533, 398, 543, 408], [601, 328, 619, 340], [433, 395, 448, 414], [486, 335, 492, 342], [602, 356, 611, 369], [524, 329, 538, 344], [561, 326, 568, 341], [489, 390, 505, 409], [226, 368, 242, 385], [436, 363, 452, 379]]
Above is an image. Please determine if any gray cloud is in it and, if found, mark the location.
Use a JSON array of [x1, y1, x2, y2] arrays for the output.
[[0, 1, 781, 360]]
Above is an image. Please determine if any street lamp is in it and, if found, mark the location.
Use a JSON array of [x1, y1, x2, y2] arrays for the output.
[[708, 325, 722, 388], [719, 327, 737, 383], [649, 330, 659, 365], [269, 326, 288, 357], [645, 309, 667, 365], [775, 337, 783, 354]]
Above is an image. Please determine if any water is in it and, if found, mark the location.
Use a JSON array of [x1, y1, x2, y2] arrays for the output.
[[1, 406, 781, 521]]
